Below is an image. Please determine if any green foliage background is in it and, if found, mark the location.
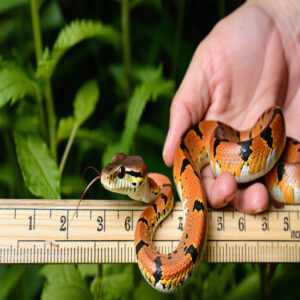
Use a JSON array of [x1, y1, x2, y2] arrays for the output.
[[0, 0, 299, 299]]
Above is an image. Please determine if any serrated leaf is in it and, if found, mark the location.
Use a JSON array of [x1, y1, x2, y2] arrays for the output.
[[37, 20, 120, 79], [0, 67, 39, 108], [54, 19, 119, 50], [57, 116, 75, 141], [40, 265, 92, 300], [74, 80, 99, 125], [14, 132, 60, 199]]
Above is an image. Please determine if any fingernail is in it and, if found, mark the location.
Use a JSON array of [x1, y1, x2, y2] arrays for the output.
[[225, 193, 236, 203], [253, 205, 267, 214], [162, 127, 172, 165]]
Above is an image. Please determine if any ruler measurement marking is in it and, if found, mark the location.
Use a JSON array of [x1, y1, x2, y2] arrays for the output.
[[0, 200, 299, 263], [289, 211, 291, 232], [0, 206, 297, 213], [104, 210, 106, 232], [33, 209, 36, 230], [66, 210, 69, 240]]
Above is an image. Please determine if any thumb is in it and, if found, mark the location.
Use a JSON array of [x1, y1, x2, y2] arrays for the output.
[[163, 47, 210, 166]]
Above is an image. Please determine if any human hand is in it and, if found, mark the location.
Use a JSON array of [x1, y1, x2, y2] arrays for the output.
[[163, 0, 300, 214]]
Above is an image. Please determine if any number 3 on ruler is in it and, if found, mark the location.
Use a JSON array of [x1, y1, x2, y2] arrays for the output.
[[97, 216, 104, 231]]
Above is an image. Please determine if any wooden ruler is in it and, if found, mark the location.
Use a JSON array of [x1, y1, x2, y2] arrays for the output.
[[0, 199, 299, 264]]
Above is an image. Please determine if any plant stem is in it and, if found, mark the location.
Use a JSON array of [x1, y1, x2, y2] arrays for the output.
[[96, 264, 103, 300], [97, 263, 103, 278], [30, 0, 57, 160], [121, 0, 131, 101], [59, 123, 79, 175], [30, 0, 42, 62], [259, 263, 268, 300], [30, 0, 47, 141]]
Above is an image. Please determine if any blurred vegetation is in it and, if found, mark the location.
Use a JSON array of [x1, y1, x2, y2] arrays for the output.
[[0, 0, 299, 299]]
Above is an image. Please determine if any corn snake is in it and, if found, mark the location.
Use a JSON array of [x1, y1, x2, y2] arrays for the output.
[[100, 106, 300, 293]]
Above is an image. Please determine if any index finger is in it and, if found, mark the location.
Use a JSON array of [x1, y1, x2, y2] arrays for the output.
[[163, 47, 210, 166]]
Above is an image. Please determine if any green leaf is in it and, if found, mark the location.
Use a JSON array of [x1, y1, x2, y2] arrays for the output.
[[90, 276, 101, 300], [0, 67, 39, 108], [12, 101, 39, 133], [102, 66, 174, 165], [40, 265, 92, 300], [224, 272, 259, 300], [0, 266, 27, 300], [102, 273, 133, 299], [77, 264, 97, 278], [37, 20, 120, 79], [121, 84, 152, 151], [57, 116, 75, 141], [132, 65, 165, 82], [14, 132, 60, 199], [102, 264, 134, 299], [41, 0, 64, 30], [90, 264, 134, 300], [76, 128, 117, 147], [74, 80, 100, 126]]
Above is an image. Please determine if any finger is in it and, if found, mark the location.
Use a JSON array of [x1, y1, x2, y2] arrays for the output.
[[162, 102, 191, 167], [201, 166, 237, 208], [163, 47, 210, 166], [231, 182, 269, 214]]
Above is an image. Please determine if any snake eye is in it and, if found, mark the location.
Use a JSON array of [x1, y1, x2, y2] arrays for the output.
[[118, 166, 125, 179]]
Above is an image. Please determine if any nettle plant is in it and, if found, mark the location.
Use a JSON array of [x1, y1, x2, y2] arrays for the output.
[[0, 1, 174, 298], [0, 19, 173, 199]]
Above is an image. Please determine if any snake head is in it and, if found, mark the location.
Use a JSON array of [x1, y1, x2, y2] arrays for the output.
[[101, 153, 147, 196]]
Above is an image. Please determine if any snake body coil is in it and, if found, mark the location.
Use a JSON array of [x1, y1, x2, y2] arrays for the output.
[[101, 106, 300, 293]]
